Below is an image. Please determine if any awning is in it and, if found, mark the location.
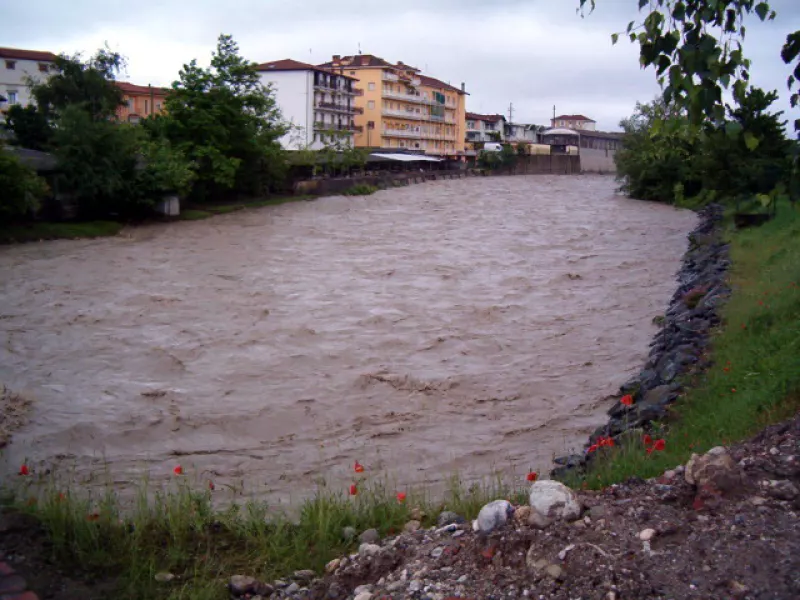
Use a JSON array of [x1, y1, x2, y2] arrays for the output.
[[369, 153, 443, 162]]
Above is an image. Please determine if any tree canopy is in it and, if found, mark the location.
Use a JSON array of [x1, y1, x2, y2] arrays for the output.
[[579, 0, 800, 132]]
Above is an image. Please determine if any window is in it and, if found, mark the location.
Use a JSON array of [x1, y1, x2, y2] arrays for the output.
[[38, 63, 49, 72], [367, 100, 375, 109], [368, 82, 375, 91], [5, 60, 15, 70], [349, 71, 356, 75], [156, 102, 162, 111], [127, 99, 134, 110], [7, 90, 18, 104]]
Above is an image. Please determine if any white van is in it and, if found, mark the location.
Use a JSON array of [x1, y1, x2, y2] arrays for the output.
[[482, 142, 503, 152]]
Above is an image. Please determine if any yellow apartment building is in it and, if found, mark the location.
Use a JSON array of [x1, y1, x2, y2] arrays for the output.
[[319, 54, 467, 157]]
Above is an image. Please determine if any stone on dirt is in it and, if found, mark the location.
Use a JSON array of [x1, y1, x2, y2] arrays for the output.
[[358, 543, 381, 557], [404, 519, 422, 533], [229, 574, 256, 595], [472, 499, 514, 535], [359, 528, 381, 544], [529, 480, 581, 521], [685, 447, 743, 493], [437, 511, 462, 527], [154, 572, 175, 583]]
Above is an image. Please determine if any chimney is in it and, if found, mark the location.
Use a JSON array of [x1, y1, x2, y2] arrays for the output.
[[360, 55, 369, 66], [460, 82, 465, 92], [332, 54, 341, 65], [397, 61, 404, 66]]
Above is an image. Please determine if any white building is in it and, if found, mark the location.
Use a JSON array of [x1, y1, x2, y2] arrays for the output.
[[504, 122, 542, 144], [465, 112, 507, 143], [550, 114, 597, 131], [255, 59, 362, 150], [0, 47, 58, 109]]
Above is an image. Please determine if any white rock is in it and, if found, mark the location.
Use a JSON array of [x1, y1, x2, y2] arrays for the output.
[[354, 593, 373, 600], [155, 572, 175, 582], [528, 480, 581, 521], [354, 584, 373, 595], [769, 447, 780, 456], [358, 543, 381, 557], [473, 499, 515, 534], [639, 528, 657, 541], [558, 544, 575, 560]]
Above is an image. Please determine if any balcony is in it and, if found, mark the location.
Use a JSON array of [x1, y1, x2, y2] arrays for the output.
[[382, 72, 399, 81], [382, 108, 426, 120], [353, 106, 364, 115], [314, 122, 356, 134], [351, 88, 364, 96], [382, 89, 428, 104], [382, 129, 422, 139], [316, 101, 355, 113]]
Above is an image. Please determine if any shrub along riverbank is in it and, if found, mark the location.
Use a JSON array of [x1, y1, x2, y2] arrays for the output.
[[1, 200, 798, 599]]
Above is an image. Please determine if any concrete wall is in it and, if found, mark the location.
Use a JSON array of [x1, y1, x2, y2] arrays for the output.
[[580, 147, 617, 174], [259, 70, 314, 150], [495, 154, 581, 175], [294, 170, 473, 196], [1, 58, 52, 107]]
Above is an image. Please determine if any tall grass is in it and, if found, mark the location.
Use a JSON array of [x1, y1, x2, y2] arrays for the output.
[[2, 469, 529, 599], [582, 201, 800, 487]]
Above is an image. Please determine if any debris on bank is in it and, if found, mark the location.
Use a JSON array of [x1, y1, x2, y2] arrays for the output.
[[229, 412, 800, 599]]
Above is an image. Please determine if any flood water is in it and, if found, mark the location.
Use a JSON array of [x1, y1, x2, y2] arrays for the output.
[[0, 175, 695, 502]]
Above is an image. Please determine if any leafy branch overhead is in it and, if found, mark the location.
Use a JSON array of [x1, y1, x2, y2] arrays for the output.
[[581, 1, 800, 131]]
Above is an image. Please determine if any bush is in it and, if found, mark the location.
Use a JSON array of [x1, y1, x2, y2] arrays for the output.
[[342, 184, 378, 196], [0, 144, 49, 222]]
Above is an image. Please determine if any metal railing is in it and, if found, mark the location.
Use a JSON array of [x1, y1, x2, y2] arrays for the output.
[[316, 101, 356, 113]]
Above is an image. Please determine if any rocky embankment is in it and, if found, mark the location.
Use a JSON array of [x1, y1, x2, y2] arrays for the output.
[[552, 203, 731, 478], [229, 413, 800, 600]]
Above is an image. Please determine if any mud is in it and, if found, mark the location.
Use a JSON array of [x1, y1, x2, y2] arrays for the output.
[[0, 175, 695, 501]]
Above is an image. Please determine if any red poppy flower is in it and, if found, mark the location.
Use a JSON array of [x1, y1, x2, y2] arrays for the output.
[[18, 464, 29, 476], [741, 323, 747, 329], [621, 394, 634, 406], [653, 439, 665, 451], [57, 493, 66, 502], [587, 444, 599, 454], [354, 461, 365, 473], [601, 437, 615, 448], [731, 388, 737, 393], [349, 484, 358, 496], [643, 434, 653, 447], [723, 367, 730, 372], [86, 513, 100, 522], [526, 471, 538, 482], [396, 492, 407, 503], [208, 480, 215, 491], [173, 465, 183, 475]]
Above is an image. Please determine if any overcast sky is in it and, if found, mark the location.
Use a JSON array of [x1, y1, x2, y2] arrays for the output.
[[3, 0, 799, 131]]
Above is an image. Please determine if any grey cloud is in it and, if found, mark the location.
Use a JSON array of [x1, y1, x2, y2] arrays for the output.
[[1, 0, 798, 131]]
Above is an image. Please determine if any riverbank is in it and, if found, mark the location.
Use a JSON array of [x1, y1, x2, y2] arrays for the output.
[[1, 195, 798, 599]]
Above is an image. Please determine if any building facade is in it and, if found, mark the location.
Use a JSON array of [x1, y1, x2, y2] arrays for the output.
[[320, 54, 467, 157], [0, 47, 58, 110], [116, 82, 168, 123], [465, 112, 507, 151], [256, 59, 361, 151], [504, 122, 542, 145], [550, 114, 596, 131]]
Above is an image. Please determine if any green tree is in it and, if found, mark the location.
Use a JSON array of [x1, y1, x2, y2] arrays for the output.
[[52, 105, 143, 219], [156, 34, 287, 201], [615, 99, 702, 203], [3, 105, 52, 150], [0, 143, 49, 222], [31, 47, 125, 121], [580, 1, 800, 132]]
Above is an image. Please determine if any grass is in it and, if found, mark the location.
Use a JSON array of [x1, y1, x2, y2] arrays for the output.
[[581, 200, 800, 487], [341, 184, 378, 196], [179, 195, 317, 221], [0, 220, 123, 244], [3, 471, 528, 599]]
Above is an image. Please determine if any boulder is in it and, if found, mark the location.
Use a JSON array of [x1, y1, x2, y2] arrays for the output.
[[359, 528, 380, 544], [685, 447, 743, 493], [472, 499, 514, 535], [229, 575, 256, 595], [528, 480, 581, 521], [437, 511, 463, 527]]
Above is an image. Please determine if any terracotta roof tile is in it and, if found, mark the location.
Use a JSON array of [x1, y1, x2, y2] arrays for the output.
[[553, 114, 596, 122], [0, 47, 58, 62], [116, 81, 169, 95], [257, 58, 357, 80], [417, 74, 465, 95], [466, 112, 506, 123]]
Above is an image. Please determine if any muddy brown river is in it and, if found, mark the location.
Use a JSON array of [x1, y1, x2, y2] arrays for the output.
[[0, 175, 695, 502]]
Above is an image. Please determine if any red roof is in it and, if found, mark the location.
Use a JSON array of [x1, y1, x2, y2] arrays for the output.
[[466, 112, 506, 123], [417, 74, 466, 95], [319, 54, 418, 71], [116, 81, 168, 95], [256, 58, 357, 80], [553, 114, 596, 122], [0, 47, 58, 62]]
